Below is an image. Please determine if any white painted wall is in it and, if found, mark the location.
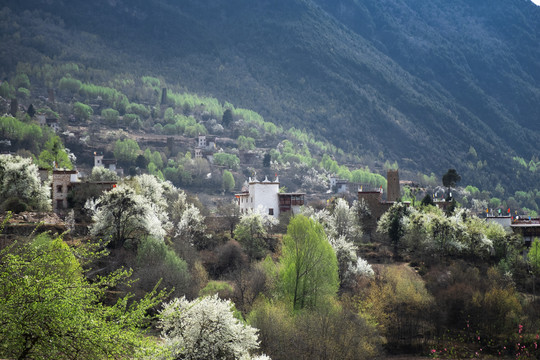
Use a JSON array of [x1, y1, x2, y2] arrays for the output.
[[237, 178, 280, 217], [251, 181, 280, 217]]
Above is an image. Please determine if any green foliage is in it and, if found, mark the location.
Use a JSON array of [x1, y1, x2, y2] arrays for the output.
[[167, 91, 224, 117], [0, 115, 43, 144], [420, 172, 438, 187], [141, 75, 160, 88], [213, 152, 240, 169], [237, 135, 255, 150], [13, 73, 30, 89], [16, 87, 30, 98], [465, 185, 480, 195], [351, 167, 387, 188], [222, 170, 235, 192], [361, 265, 434, 350], [40, 135, 73, 169], [101, 108, 120, 124], [527, 238, 540, 274], [144, 148, 163, 169], [58, 76, 82, 93], [280, 215, 339, 310], [222, 108, 233, 127], [114, 138, 140, 165], [123, 113, 141, 126], [0, 233, 163, 359], [80, 83, 129, 111], [0, 81, 14, 98], [248, 298, 382, 360], [320, 154, 339, 173], [513, 156, 528, 168], [127, 102, 150, 119], [199, 280, 234, 298], [163, 107, 175, 123], [136, 237, 191, 298], [0, 0, 539, 201], [442, 169, 461, 188], [377, 202, 410, 257], [234, 213, 274, 260], [73, 101, 93, 121]]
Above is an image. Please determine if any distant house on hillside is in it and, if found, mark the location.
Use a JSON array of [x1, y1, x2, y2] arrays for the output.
[[486, 216, 512, 228], [50, 167, 117, 212], [357, 170, 408, 234], [37, 114, 60, 132], [329, 176, 349, 193], [195, 134, 217, 162], [94, 152, 124, 177], [235, 176, 305, 218], [511, 218, 540, 247], [52, 169, 79, 211]]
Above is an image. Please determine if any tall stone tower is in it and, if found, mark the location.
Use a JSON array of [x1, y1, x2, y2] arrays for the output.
[[387, 169, 400, 202]]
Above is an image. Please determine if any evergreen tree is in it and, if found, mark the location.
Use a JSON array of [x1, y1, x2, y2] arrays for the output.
[[222, 108, 233, 127], [263, 153, 271, 168], [442, 168, 461, 188], [27, 104, 35, 118]]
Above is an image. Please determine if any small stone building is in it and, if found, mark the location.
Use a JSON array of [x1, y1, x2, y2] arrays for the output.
[[330, 176, 349, 193], [94, 152, 123, 177], [357, 169, 406, 234], [52, 169, 78, 211]]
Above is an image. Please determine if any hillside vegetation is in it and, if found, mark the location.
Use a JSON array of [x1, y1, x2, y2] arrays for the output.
[[0, 0, 538, 197]]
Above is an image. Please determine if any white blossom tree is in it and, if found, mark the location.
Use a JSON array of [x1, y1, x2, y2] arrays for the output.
[[380, 205, 496, 260], [130, 174, 172, 233], [234, 211, 278, 259], [328, 236, 373, 288], [86, 166, 118, 182], [158, 295, 262, 360], [0, 154, 50, 211], [328, 198, 362, 243], [86, 185, 166, 248], [348, 256, 374, 278], [302, 202, 368, 287], [175, 204, 208, 250]]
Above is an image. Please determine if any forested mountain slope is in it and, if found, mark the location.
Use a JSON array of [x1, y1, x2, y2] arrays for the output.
[[1, 0, 539, 192]]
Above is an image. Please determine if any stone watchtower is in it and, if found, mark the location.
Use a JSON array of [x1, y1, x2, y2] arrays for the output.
[[387, 169, 400, 202]]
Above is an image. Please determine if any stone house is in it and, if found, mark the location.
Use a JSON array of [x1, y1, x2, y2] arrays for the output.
[[52, 169, 78, 211], [94, 152, 124, 177], [195, 135, 217, 162], [329, 176, 349, 193], [357, 170, 406, 234]]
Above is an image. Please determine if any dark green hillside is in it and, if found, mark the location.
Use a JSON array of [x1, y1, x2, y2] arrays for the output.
[[315, 0, 540, 138], [0, 0, 539, 194]]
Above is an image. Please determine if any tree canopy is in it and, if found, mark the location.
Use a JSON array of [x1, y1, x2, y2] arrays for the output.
[[442, 168, 461, 188], [280, 215, 339, 310], [0, 154, 50, 212], [158, 295, 261, 360], [0, 233, 163, 359]]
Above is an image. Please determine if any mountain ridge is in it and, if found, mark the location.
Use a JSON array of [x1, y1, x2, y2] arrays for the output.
[[0, 0, 538, 192]]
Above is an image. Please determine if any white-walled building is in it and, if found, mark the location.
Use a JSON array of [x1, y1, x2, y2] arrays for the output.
[[329, 176, 349, 193], [93, 152, 124, 177], [235, 176, 305, 218]]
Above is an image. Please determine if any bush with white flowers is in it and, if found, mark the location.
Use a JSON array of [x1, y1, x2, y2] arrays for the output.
[[159, 295, 264, 360]]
